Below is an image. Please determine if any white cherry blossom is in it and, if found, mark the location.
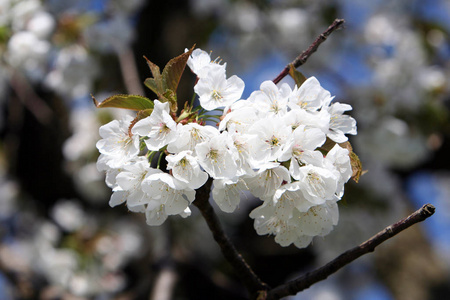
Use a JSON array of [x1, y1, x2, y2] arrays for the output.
[[167, 123, 219, 153], [212, 178, 248, 213], [244, 163, 291, 199], [186, 48, 223, 78], [219, 106, 259, 133], [96, 115, 140, 169], [250, 197, 339, 248], [250, 202, 289, 239], [194, 64, 245, 110], [288, 77, 332, 111], [324, 144, 352, 197], [166, 150, 208, 189], [248, 80, 291, 117], [113, 159, 162, 212], [283, 105, 330, 132], [292, 200, 339, 244], [195, 132, 238, 179], [141, 173, 195, 225], [278, 125, 326, 171], [144, 200, 168, 226], [247, 117, 292, 164], [96, 47, 359, 249], [132, 100, 177, 151], [320, 99, 357, 143], [227, 131, 257, 176], [296, 164, 338, 207]]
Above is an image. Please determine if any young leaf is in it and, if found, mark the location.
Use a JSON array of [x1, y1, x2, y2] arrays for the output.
[[289, 64, 307, 87], [144, 57, 163, 93], [162, 45, 195, 92], [144, 77, 162, 96], [92, 94, 154, 110]]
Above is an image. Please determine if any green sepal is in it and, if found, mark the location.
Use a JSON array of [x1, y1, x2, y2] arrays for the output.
[[289, 64, 307, 87], [92, 94, 154, 111]]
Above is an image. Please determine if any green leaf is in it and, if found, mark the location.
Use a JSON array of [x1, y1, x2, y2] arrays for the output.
[[289, 64, 307, 87], [92, 94, 154, 111], [162, 45, 195, 92]]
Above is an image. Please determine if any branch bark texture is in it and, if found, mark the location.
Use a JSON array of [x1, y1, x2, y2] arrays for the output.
[[193, 179, 269, 298], [266, 204, 436, 300], [272, 18, 345, 84]]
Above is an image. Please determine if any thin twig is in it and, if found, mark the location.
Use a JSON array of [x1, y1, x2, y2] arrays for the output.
[[193, 179, 269, 298], [272, 19, 345, 84], [266, 204, 436, 300]]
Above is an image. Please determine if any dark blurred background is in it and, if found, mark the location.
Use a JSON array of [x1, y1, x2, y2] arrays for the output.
[[0, 0, 449, 299]]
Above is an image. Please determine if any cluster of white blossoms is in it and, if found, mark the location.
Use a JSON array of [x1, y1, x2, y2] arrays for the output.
[[96, 48, 357, 248]]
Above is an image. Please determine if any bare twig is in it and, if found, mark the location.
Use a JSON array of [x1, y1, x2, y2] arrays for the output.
[[193, 179, 269, 299], [272, 19, 345, 84], [266, 204, 436, 300]]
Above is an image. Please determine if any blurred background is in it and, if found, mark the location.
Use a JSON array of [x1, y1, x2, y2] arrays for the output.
[[0, 0, 449, 299]]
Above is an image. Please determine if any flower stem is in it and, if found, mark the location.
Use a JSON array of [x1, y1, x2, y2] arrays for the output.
[[157, 151, 165, 169], [147, 151, 158, 165], [190, 93, 197, 107]]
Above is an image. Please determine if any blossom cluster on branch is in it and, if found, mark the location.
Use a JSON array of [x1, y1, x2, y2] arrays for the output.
[[96, 48, 358, 248]]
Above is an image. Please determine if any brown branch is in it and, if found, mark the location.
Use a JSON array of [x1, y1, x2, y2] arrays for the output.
[[193, 179, 269, 299], [266, 204, 436, 300], [272, 18, 345, 84]]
